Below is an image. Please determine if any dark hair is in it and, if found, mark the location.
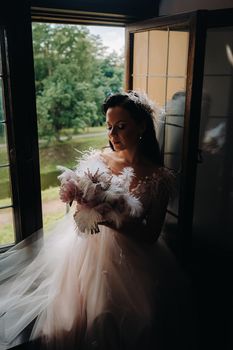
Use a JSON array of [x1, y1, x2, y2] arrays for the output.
[[102, 91, 162, 166]]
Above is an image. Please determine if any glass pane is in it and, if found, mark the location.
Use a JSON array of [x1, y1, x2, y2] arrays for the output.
[[166, 115, 184, 126], [164, 124, 183, 154], [148, 77, 166, 106], [0, 122, 9, 164], [204, 28, 233, 75], [167, 78, 186, 102], [166, 91, 186, 116], [168, 31, 189, 76], [133, 31, 149, 75], [201, 117, 227, 154], [0, 45, 2, 75], [0, 207, 14, 245], [202, 76, 231, 117], [164, 154, 182, 172], [0, 78, 5, 121], [0, 167, 12, 202], [133, 77, 147, 93], [148, 30, 168, 75], [193, 26, 233, 250]]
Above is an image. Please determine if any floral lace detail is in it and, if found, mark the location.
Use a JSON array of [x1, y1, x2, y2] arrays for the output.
[[98, 150, 174, 205], [131, 167, 175, 198]]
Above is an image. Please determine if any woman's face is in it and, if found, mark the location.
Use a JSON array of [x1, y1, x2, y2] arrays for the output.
[[106, 106, 144, 152]]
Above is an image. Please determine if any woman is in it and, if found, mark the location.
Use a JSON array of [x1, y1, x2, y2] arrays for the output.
[[0, 91, 191, 350]]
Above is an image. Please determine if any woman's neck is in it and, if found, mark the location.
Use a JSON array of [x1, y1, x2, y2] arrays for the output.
[[117, 149, 142, 167]]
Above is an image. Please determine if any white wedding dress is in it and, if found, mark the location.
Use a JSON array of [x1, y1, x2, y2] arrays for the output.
[[0, 150, 192, 350]]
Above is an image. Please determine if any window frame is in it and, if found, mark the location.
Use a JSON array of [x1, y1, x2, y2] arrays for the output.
[[0, 2, 42, 251], [125, 8, 233, 263], [125, 11, 208, 263]]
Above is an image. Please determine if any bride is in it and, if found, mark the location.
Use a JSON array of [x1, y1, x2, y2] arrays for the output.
[[0, 91, 192, 350]]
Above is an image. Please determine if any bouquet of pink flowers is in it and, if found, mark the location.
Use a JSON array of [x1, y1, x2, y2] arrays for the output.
[[58, 151, 142, 236]]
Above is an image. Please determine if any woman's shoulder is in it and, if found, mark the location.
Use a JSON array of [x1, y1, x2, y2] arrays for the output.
[[101, 147, 120, 161], [100, 148, 126, 175], [137, 161, 175, 198], [150, 166, 175, 199]]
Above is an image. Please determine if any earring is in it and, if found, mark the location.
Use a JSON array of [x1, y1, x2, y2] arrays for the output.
[[139, 135, 142, 141]]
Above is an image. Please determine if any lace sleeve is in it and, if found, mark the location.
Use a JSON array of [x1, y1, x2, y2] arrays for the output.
[[114, 168, 175, 245], [138, 167, 175, 243]]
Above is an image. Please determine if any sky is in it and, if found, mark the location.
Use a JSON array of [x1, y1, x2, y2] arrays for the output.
[[87, 26, 125, 55]]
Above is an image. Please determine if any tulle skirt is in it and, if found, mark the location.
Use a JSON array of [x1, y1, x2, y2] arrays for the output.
[[0, 214, 192, 350]]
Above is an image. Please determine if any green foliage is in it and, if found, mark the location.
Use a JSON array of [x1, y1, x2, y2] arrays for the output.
[[32, 24, 124, 142]]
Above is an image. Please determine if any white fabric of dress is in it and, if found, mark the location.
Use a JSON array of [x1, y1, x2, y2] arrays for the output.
[[0, 150, 191, 350]]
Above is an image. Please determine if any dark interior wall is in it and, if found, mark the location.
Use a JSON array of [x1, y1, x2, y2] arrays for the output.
[[30, 0, 159, 20], [159, 0, 233, 15]]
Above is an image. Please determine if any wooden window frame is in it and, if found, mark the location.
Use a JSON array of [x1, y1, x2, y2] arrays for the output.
[[125, 11, 208, 263], [0, 2, 42, 251]]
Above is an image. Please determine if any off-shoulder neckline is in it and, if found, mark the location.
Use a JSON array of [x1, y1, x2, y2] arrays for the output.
[[99, 151, 165, 182]]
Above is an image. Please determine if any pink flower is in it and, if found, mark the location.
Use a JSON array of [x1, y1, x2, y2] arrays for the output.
[[59, 180, 79, 203]]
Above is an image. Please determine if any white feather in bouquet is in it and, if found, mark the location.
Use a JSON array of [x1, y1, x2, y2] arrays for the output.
[[58, 150, 143, 236]]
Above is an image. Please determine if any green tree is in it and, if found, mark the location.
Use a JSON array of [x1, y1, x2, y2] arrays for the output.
[[32, 23, 124, 141]]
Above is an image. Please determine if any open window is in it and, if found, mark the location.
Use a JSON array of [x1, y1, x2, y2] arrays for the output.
[[125, 9, 233, 262], [125, 12, 205, 260]]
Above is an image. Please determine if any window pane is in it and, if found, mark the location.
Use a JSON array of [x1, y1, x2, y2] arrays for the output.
[[0, 167, 12, 203], [164, 124, 183, 154], [0, 122, 9, 164], [167, 78, 186, 102], [0, 78, 5, 121], [164, 154, 182, 172], [168, 31, 189, 76], [148, 30, 168, 75], [166, 115, 184, 126], [204, 28, 233, 75], [0, 44, 2, 75], [193, 27, 233, 249], [148, 77, 166, 106], [133, 31, 149, 76], [133, 76, 147, 93], [0, 207, 14, 245], [202, 76, 231, 117]]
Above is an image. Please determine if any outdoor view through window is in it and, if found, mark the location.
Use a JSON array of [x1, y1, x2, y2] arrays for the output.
[[32, 24, 125, 235], [0, 23, 124, 244]]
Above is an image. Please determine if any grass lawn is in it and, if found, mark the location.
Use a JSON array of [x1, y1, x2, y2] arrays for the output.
[[0, 187, 68, 245]]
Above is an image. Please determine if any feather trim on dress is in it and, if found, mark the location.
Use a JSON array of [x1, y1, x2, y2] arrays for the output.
[[58, 149, 143, 236]]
